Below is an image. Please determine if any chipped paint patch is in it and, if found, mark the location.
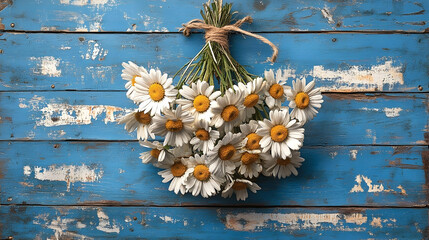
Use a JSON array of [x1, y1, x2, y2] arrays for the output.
[[349, 175, 407, 195], [383, 107, 402, 118], [321, 7, 335, 24], [96, 208, 120, 233], [30, 56, 62, 77], [349, 150, 358, 160], [224, 212, 387, 232], [82, 40, 108, 60], [60, 0, 115, 6], [33, 214, 94, 240], [19, 95, 131, 127], [23, 164, 103, 191], [312, 60, 403, 91]]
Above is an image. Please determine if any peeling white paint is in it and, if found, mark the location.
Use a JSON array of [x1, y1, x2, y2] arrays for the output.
[[225, 212, 391, 232], [33, 214, 93, 240], [19, 95, 130, 127], [349, 175, 407, 195], [349, 150, 358, 160], [329, 151, 338, 159], [383, 107, 402, 118], [160, 215, 174, 223], [76, 221, 87, 228], [30, 56, 62, 77], [361, 107, 403, 118], [321, 7, 335, 24], [312, 60, 403, 91], [96, 208, 120, 233], [60, 46, 72, 50], [23, 166, 32, 176], [60, 0, 115, 6], [82, 40, 108, 60], [370, 217, 382, 228], [365, 129, 377, 144], [24, 164, 103, 192]]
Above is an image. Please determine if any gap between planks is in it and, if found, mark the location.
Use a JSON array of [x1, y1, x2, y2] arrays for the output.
[[0, 140, 427, 147], [1, 30, 429, 34], [0, 203, 428, 209], [0, 90, 427, 94]]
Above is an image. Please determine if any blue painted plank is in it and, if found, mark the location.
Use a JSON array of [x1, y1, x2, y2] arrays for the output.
[[0, 206, 427, 239], [0, 33, 427, 92], [0, 143, 426, 206], [0, 0, 428, 32], [0, 92, 426, 145]]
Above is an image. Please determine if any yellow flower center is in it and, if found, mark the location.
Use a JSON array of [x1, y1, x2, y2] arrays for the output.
[[270, 125, 288, 142], [218, 144, 236, 160], [193, 95, 210, 113], [165, 119, 183, 132], [241, 152, 259, 165], [232, 182, 247, 190], [295, 92, 310, 109], [171, 162, 187, 177], [149, 83, 165, 101], [221, 105, 239, 122], [195, 128, 210, 141], [131, 75, 138, 86], [245, 133, 262, 150], [193, 164, 210, 181], [134, 111, 151, 125], [277, 158, 291, 165], [243, 93, 259, 108], [150, 149, 161, 159], [269, 83, 284, 99]]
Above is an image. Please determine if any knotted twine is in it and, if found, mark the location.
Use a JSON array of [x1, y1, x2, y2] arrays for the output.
[[179, 16, 278, 62]]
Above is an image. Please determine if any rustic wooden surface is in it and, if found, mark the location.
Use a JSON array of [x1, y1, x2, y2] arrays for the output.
[[0, 0, 428, 239]]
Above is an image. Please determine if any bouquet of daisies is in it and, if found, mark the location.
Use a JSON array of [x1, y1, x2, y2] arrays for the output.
[[119, 0, 323, 201]]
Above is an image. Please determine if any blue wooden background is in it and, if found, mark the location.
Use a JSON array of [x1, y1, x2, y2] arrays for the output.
[[0, 0, 428, 239]]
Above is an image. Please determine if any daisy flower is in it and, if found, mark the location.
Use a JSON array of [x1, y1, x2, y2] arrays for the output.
[[207, 132, 244, 175], [190, 119, 220, 154], [236, 151, 263, 178], [240, 120, 263, 153], [121, 61, 148, 99], [256, 108, 304, 159], [171, 144, 193, 158], [286, 78, 324, 124], [261, 151, 304, 179], [133, 69, 178, 116], [184, 154, 224, 198], [221, 178, 261, 201], [118, 110, 155, 140], [139, 141, 174, 166], [235, 77, 266, 120], [264, 69, 289, 109], [211, 89, 245, 132], [158, 157, 188, 195], [176, 80, 221, 123], [150, 105, 194, 147]]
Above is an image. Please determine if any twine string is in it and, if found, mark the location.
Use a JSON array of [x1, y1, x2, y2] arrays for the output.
[[179, 16, 278, 62]]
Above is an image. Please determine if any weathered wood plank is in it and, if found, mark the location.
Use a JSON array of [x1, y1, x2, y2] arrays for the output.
[[1, 92, 426, 145], [0, 143, 426, 206], [0, 0, 428, 32], [0, 206, 427, 239], [0, 33, 427, 92]]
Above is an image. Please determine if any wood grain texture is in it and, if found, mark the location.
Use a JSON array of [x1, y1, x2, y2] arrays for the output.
[[0, 33, 427, 92], [1, 92, 426, 145], [0, 0, 428, 32], [0, 206, 427, 239], [0, 143, 426, 206]]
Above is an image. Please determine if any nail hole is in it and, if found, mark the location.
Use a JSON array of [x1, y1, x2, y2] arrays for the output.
[[418, 85, 423, 91], [332, 38, 337, 42], [10, 23, 15, 28]]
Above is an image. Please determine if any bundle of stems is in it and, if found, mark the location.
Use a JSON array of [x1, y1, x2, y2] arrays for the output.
[[174, 0, 257, 94]]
